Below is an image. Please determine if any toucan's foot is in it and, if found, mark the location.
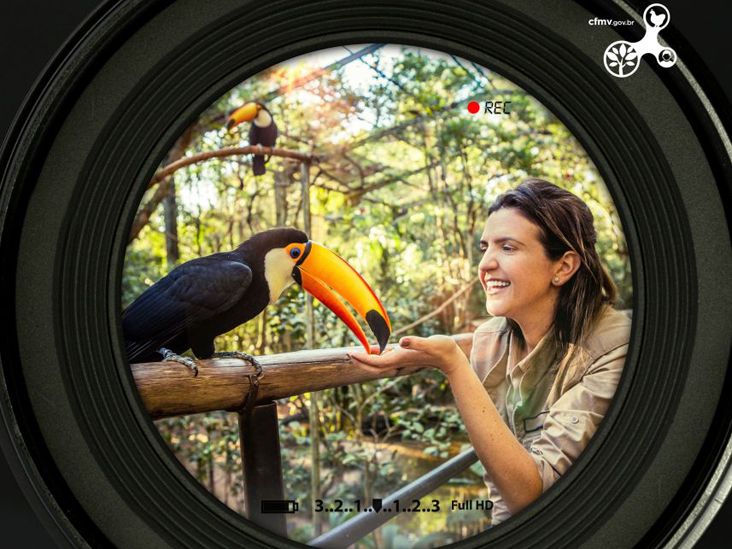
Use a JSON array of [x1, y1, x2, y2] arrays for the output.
[[159, 347, 198, 377], [213, 351, 263, 417], [256, 144, 264, 154]]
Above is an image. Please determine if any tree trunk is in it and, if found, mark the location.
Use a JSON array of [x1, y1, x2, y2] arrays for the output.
[[129, 124, 196, 242], [275, 170, 289, 226], [163, 182, 180, 266]]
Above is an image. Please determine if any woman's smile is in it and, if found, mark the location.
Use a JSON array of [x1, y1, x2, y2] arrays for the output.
[[484, 278, 511, 295]]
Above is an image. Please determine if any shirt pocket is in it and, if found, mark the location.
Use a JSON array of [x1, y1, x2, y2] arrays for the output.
[[523, 410, 549, 434]]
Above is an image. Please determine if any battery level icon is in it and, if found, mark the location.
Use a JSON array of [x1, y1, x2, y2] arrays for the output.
[[261, 500, 299, 513]]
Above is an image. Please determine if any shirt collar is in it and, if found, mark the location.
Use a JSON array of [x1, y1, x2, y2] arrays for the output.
[[508, 328, 560, 375]]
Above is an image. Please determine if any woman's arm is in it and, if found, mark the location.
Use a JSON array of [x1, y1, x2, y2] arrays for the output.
[[445, 356, 543, 513], [350, 336, 542, 514]]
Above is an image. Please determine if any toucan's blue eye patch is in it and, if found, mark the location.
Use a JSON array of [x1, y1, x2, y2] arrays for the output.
[[290, 248, 301, 259]]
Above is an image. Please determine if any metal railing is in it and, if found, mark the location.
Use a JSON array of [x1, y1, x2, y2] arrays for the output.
[[309, 448, 479, 548]]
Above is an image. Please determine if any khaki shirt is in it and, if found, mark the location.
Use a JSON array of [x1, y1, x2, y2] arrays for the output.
[[470, 306, 631, 525]]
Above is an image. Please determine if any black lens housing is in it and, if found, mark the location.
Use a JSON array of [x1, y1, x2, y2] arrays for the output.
[[0, 1, 730, 547]]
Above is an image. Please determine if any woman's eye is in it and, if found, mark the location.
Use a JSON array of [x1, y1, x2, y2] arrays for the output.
[[502, 245, 515, 252]]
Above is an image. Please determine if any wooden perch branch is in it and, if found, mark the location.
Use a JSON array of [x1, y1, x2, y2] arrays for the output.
[[132, 334, 474, 420], [148, 146, 321, 186]]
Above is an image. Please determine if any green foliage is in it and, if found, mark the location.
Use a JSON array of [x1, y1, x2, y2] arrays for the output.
[[125, 45, 632, 545]]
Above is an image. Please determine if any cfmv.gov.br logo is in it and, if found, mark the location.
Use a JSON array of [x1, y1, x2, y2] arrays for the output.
[[603, 3, 676, 78]]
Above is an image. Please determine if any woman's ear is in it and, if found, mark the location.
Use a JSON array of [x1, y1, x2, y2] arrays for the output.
[[553, 251, 581, 285]]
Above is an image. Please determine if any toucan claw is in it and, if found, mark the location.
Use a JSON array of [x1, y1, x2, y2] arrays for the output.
[[159, 347, 199, 377]]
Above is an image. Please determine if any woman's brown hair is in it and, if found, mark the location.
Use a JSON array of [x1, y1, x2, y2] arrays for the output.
[[488, 178, 617, 354]]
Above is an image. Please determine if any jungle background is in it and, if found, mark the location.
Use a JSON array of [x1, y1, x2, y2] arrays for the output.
[[123, 45, 632, 547]]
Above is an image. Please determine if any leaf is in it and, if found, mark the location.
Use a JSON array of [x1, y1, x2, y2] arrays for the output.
[[609, 62, 618, 67], [626, 61, 635, 67], [469, 460, 487, 476], [607, 51, 619, 62], [626, 52, 638, 60], [620, 43, 627, 57]]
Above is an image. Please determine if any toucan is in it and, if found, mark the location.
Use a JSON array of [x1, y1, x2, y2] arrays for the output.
[[123, 228, 391, 375], [226, 102, 278, 176]]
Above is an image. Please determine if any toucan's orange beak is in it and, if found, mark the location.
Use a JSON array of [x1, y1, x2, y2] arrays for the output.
[[226, 102, 259, 131], [291, 242, 391, 354]]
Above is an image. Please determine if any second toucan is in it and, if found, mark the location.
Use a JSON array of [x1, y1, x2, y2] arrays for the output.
[[227, 101, 278, 176]]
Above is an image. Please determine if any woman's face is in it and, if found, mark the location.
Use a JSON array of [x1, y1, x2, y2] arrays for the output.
[[478, 208, 561, 325]]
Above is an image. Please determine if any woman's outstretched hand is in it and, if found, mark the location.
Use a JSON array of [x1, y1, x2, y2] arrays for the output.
[[349, 335, 469, 377]]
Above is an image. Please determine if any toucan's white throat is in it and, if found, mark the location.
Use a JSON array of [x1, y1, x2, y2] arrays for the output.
[[264, 248, 296, 304], [254, 109, 273, 127]]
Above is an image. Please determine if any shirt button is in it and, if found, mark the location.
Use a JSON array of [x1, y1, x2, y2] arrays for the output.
[[570, 416, 579, 424]]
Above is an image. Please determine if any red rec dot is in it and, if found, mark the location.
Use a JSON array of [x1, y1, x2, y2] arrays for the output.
[[467, 101, 480, 114]]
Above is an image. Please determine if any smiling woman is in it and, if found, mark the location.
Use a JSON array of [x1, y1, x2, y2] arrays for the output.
[[351, 178, 631, 525]]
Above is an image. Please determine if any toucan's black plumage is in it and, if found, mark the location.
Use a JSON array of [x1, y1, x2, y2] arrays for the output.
[[123, 228, 306, 363]]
